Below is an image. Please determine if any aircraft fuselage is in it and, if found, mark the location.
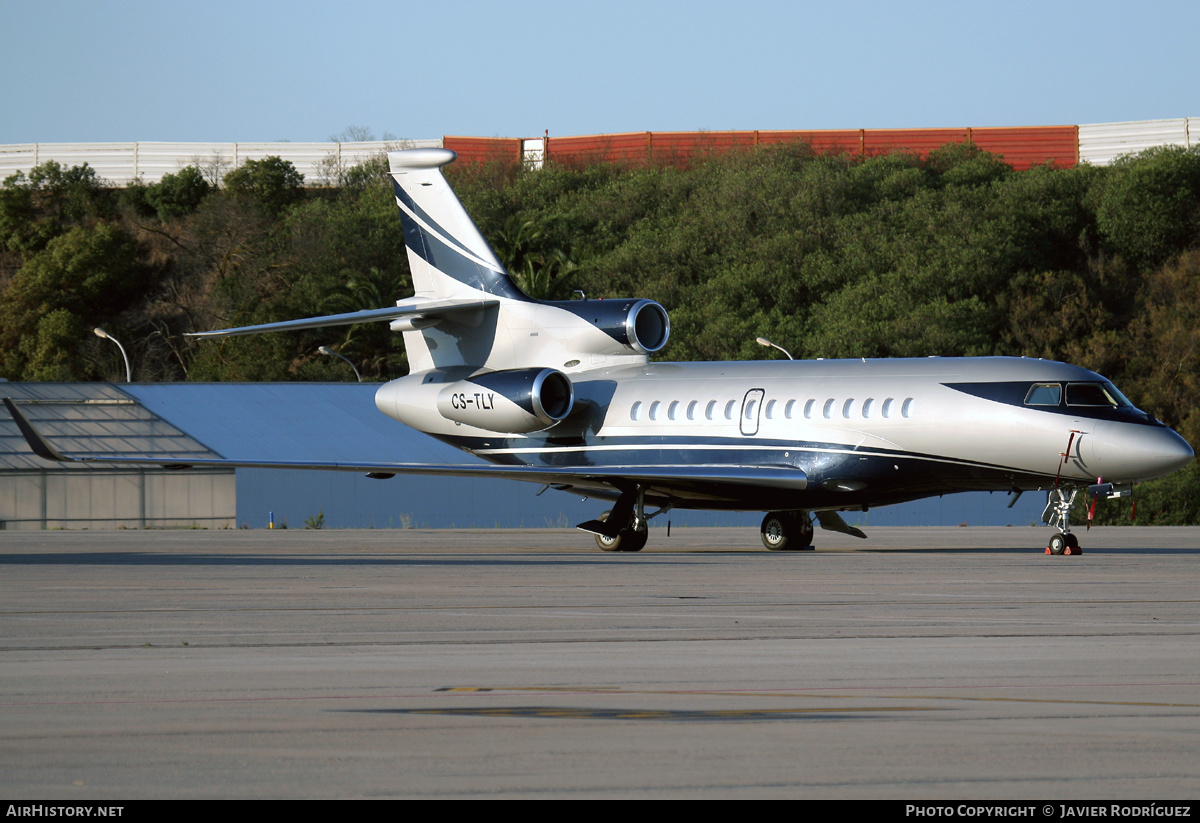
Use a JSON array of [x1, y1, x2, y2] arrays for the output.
[[375, 355, 1192, 513]]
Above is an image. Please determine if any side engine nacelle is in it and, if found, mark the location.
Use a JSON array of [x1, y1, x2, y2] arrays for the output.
[[550, 298, 671, 355], [436, 368, 574, 433]]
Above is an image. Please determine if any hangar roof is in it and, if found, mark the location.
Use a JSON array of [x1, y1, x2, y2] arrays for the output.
[[123, 383, 472, 464], [1, 382, 475, 469], [0, 382, 220, 470]]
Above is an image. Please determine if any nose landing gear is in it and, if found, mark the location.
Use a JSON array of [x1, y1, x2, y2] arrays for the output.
[[1043, 487, 1083, 556]]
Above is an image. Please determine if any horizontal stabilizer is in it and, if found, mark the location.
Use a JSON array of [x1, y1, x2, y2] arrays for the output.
[[186, 297, 498, 339]]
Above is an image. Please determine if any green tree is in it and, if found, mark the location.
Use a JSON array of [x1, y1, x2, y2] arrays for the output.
[[146, 166, 212, 220], [1095, 146, 1200, 270], [16, 308, 87, 381], [492, 215, 578, 300], [0, 161, 108, 254], [222, 156, 305, 215], [0, 223, 144, 379]]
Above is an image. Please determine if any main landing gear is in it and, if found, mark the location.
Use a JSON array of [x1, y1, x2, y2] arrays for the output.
[[593, 509, 648, 553], [760, 511, 815, 551], [1043, 487, 1083, 556], [578, 487, 656, 553], [577, 489, 856, 553]]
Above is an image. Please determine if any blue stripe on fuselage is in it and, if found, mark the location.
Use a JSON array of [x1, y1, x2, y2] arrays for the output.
[[429, 431, 1042, 478], [421, 432, 1053, 508]]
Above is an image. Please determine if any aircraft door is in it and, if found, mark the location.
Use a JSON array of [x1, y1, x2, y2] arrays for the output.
[[740, 389, 765, 436]]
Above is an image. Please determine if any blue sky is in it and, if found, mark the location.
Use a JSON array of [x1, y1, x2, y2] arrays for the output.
[[2, 0, 1196, 144]]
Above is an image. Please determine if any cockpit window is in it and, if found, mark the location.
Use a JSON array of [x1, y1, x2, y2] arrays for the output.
[[1067, 382, 1131, 407], [1024, 383, 1061, 406], [1102, 381, 1134, 407]]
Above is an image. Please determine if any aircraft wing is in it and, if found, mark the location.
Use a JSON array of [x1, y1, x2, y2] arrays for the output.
[[185, 296, 498, 339], [4, 398, 807, 501]]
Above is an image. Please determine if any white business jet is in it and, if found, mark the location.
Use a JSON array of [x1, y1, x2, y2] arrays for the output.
[[5, 149, 1192, 554]]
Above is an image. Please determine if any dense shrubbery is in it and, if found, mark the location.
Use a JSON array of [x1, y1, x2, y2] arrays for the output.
[[1, 145, 1197, 519]]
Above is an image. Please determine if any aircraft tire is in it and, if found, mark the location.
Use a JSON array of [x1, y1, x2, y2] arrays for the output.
[[619, 528, 648, 553], [1048, 533, 1067, 555], [596, 533, 621, 551], [1065, 533, 1082, 555], [594, 510, 648, 552], [595, 511, 622, 551], [761, 512, 814, 551]]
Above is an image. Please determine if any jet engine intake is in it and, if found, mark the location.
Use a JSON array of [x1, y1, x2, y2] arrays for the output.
[[436, 368, 574, 433], [552, 298, 671, 355]]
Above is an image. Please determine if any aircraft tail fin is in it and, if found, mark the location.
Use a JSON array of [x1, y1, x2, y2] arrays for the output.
[[388, 149, 526, 302]]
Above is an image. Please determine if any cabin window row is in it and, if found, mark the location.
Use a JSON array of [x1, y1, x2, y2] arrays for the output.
[[629, 396, 914, 422]]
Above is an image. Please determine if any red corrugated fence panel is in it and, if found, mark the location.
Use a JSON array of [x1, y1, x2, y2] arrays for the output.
[[650, 131, 758, 154], [443, 136, 522, 164], [864, 129, 971, 155], [969, 126, 1077, 169], [550, 131, 760, 166], [453, 127, 1082, 170], [549, 132, 650, 164], [756, 130, 864, 153]]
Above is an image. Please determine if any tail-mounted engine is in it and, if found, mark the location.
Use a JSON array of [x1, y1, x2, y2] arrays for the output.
[[550, 298, 671, 355], [436, 367, 574, 433]]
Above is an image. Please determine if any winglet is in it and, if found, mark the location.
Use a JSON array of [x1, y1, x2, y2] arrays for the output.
[[3, 398, 73, 463]]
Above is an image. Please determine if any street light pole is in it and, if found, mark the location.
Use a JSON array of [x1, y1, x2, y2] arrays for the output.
[[318, 346, 363, 382], [755, 336, 794, 361], [93, 327, 132, 382]]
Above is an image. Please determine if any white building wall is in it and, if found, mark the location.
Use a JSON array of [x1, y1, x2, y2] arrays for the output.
[[1078, 118, 1196, 165], [0, 139, 441, 185], [0, 469, 235, 530]]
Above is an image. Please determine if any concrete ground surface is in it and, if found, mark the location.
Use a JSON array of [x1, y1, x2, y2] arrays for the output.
[[1, 526, 1198, 799]]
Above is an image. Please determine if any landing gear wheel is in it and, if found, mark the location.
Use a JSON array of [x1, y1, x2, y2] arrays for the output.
[[1047, 533, 1067, 555], [595, 511, 621, 552], [619, 528, 648, 553], [761, 512, 814, 551], [594, 510, 648, 553], [1064, 533, 1082, 556]]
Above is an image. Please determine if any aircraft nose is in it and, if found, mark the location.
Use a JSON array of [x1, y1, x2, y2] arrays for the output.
[[1166, 431, 1197, 472], [1092, 421, 1194, 481]]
